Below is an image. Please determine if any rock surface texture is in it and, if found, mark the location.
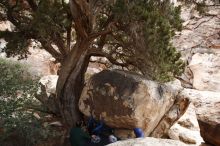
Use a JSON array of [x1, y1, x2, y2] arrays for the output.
[[189, 53, 220, 92], [170, 1, 220, 145], [173, 2, 220, 90], [79, 70, 189, 137], [181, 89, 220, 146], [107, 137, 189, 146], [168, 104, 203, 145]]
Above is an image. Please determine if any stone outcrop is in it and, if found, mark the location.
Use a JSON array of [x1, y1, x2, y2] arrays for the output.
[[79, 70, 189, 137], [189, 53, 220, 92], [180, 89, 220, 146], [194, 92, 220, 146], [173, 5, 220, 61], [170, 3, 220, 145], [168, 104, 203, 145], [172, 3, 220, 90], [18, 47, 60, 76], [107, 137, 189, 146]]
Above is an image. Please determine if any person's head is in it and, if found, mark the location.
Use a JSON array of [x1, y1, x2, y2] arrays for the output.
[[134, 128, 144, 138]]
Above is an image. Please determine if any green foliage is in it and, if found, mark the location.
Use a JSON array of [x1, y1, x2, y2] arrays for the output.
[[0, 0, 71, 59], [0, 31, 31, 59], [0, 58, 58, 146], [106, 0, 184, 82], [30, 0, 71, 40], [0, 0, 185, 82]]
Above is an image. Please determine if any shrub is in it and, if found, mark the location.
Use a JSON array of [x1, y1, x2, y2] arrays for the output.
[[0, 58, 59, 146]]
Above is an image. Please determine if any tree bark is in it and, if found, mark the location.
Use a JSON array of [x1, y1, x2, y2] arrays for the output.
[[56, 41, 90, 128]]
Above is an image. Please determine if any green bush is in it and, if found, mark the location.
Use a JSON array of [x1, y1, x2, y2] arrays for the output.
[[0, 58, 58, 146]]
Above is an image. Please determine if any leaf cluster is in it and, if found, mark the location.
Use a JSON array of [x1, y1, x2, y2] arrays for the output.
[[97, 0, 185, 81]]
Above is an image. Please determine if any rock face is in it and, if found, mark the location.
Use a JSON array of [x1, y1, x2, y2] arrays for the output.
[[189, 53, 220, 92], [180, 89, 220, 146], [18, 47, 60, 76], [170, 3, 220, 145], [173, 6, 220, 60], [79, 70, 189, 137], [195, 93, 220, 146], [107, 137, 189, 146], [172, 3, 220, 91], [198, 117, 220, 146], [168, 104, 204, 145]]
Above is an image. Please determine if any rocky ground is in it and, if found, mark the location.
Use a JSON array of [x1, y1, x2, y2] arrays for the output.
[[167, 1, 220, 146]]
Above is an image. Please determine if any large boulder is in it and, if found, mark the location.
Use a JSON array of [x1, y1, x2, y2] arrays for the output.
[[79, 70, 189, 136], [180, 89, 220, 146], [197, 107, 220, 146], [107, 137, 189, 146]]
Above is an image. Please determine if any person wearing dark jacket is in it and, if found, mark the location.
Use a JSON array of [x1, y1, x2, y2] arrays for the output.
[[69, 127, 116, 146]]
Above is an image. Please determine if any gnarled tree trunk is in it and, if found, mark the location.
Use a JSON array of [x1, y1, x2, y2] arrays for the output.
[[56, 0, 109, 128], [56, 41, 90, 128]]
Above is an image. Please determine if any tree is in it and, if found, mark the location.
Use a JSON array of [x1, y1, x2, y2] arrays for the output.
[[0, 0, 184, 128]]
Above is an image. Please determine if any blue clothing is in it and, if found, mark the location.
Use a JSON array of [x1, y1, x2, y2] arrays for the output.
[[134, 128, 145, 138]]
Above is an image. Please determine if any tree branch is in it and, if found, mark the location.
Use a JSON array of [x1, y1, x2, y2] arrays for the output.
[[89, 29, 112, 39], [66, 26, 71, 52], [53, 35, 68, 57], [70, 0, 91, 39], [39, 39, 63, 62], [88, 48, 130, 67]]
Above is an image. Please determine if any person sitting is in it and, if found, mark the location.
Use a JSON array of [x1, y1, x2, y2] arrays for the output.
[[69, 119, 117, 146]]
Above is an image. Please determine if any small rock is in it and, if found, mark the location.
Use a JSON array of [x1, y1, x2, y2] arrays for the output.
[[39, 75, 58, 96]]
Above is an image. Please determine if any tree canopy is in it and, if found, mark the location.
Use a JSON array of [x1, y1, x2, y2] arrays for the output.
[[0, 0, 186, 127], [0, 0, 184, 82]]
